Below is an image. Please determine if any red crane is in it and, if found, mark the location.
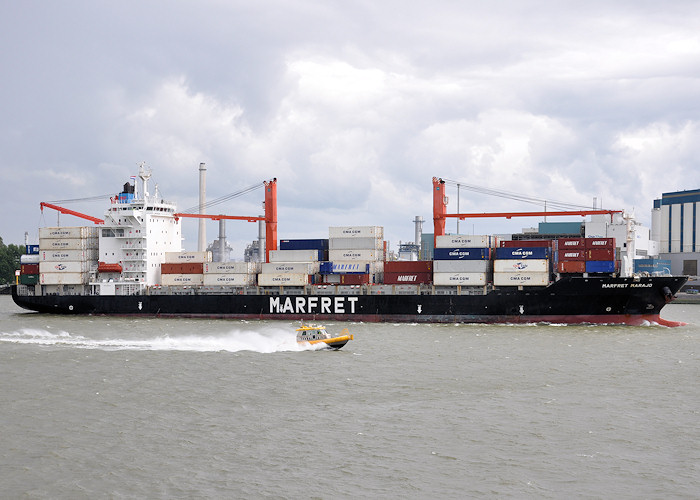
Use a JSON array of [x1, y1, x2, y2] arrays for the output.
[[40, 202, 105, 224], [432, 177, 623, 247], [174, 178, 278, 262]]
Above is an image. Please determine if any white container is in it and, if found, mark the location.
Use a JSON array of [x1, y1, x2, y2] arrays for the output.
[[39, 238, 98, 250], [202, 273, 256, 286], [164, 251, 212, 264], [261, 262, 320, 274], [268, 249, 319, 262], [329, 226, 383, 239], [42, 249, 98, 261], [40, 272, 89, 285], [40, 261, 93, 273], [39, 226, 99, 239], [435, 234, 492, 248], [329, 249, 382, 261], [493, 259, 550, 273], [203, 262, 260, 274], [433, 260, 492, 273], [20, 254, 41, 264], [161, 274, 204, 286], [258, 273, 309, 287], [433, 272, 488, 286], [493, 272, 550, 286], [329, 237, 384, 250]]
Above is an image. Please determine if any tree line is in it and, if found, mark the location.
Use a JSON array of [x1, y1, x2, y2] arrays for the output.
[[0, 238, 24, 285]]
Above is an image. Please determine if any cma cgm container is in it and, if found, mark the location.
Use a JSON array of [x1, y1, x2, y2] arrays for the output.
[[329, 237, 384, 250], [204, 262, 260, 274], [261, 262, 320, 274], [433, 272, 488, 286], [433, 248, 490, 260], [164, 251, 211, 263], [329, 226, 383, 239], [161, 274, 204, 286], [493, 272, 550, 286], [494, 259, 549, 273], [433, 260, 491, 273], [202, 273, 256, 286], [39, 238, 98, 251], [41, 249, 98, 262], [39, 261, 92, 274], [328, 249, 382, 261], [269, 249, 322, 262], [258, 273, 310, 286], [39, 226, 99, 239], [495, 247, 551, 260], [435, 235, 492, 248]]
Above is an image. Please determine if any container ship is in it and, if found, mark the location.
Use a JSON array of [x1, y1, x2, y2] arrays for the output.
[[12, 166, 688, 326]]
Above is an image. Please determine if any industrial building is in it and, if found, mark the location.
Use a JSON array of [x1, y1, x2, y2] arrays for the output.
[[652, 189, 700, 276]]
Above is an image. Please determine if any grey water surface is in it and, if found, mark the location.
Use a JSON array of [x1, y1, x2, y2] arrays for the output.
[[1, 296, 698, 499]]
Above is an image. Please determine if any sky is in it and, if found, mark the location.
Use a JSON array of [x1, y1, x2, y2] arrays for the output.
[[2, 1, 699, 254]]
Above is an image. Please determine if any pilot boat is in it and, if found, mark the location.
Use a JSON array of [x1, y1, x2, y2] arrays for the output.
[[296, 324, 353, 349]]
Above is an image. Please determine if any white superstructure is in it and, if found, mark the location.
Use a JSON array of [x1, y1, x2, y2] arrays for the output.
[[97, 164, 181, 290]]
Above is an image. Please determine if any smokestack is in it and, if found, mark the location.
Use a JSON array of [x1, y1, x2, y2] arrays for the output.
[[218, 219, 227, 263], [198, 162, 206, 252], [413, 216, 424, 246]]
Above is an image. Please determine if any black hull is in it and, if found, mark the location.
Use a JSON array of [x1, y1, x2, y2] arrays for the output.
[[12, 276, 688, 326]]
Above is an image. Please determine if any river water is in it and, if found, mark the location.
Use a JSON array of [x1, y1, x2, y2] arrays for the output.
[[1, 296, 698, 499]]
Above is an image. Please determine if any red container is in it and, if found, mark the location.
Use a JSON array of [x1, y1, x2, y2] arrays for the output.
[[383, 272, 432, 285], [557, 261, 586, 273], [161, 262, 204, 274], [21, 263, 40, 274], [339, 274, 370, 285], [586, 249, 615, 261], [384, 261, 433, 273], [557, 238, 585, 250], [500, 240, 553, 248], [557, 250, 585, 261], [585, 237, 614, 249]]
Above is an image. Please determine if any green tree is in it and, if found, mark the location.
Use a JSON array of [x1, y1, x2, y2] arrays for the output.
[[0, 237, 24, 285]]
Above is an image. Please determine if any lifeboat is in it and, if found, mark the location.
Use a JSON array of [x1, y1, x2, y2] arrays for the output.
[[296, 324, 353, 350]]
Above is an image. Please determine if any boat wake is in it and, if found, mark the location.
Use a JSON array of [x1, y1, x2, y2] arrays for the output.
[[0, 328, 323, 353]]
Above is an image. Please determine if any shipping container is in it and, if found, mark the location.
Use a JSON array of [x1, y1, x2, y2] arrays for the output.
[[39, 238, 98, 250], [432, 259, 491, 273], [555, 250, 586, 261], [26, 245, 40, 255], [20, 254, 41, 264], [556, 238, 585, 249], [499, 240, 553, 248], [161, 262, 204, 274], [328, 249, 382, 262], [160, 274, 204, 286], [279, 239, 329, 251], [41, 249, 98, 262], [585, 260, 615, 273], [202, 273, 256, 286], [39, 226, 99, 239], [261, 262, 320, 274], [494, 259, 549, 273], [20, 263, 40, 274], [19, 273, 40, 285], [494, 247, 551, 260], [269, 249, 321, 262], [584, 238, 614, 249], [320, 261, 370, 274], [433, 272, 488, 286], [204, 262, 261, 274], [383, 272, 432, 285], [328, 237, 384, 250], [40, 272, 90, 285], [435, 234, 492, 248], [493, 272, 550, 286], [339, 274, 371, 285], [384, 260, 433, 273], [586, 249, 615, 261], [257, 273, 310, 287], [633, 259, 671, 274], [433, 248, 490, 260], [164, 251, 212, 264], [329, 226, 383, 239], [556, 261, 586, 274], [40, 261, 93, 274]]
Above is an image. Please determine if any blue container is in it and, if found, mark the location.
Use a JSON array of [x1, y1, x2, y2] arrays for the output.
[[280, 239, 329, 250], [326, 262, 369, 274], [319, 261, 333, 274], [633, 259, 671, 274], [433, 248, 490, 260], [495, 247, 551, 260], [586, 260, 615, 273], [26, 245, 40, 255]]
